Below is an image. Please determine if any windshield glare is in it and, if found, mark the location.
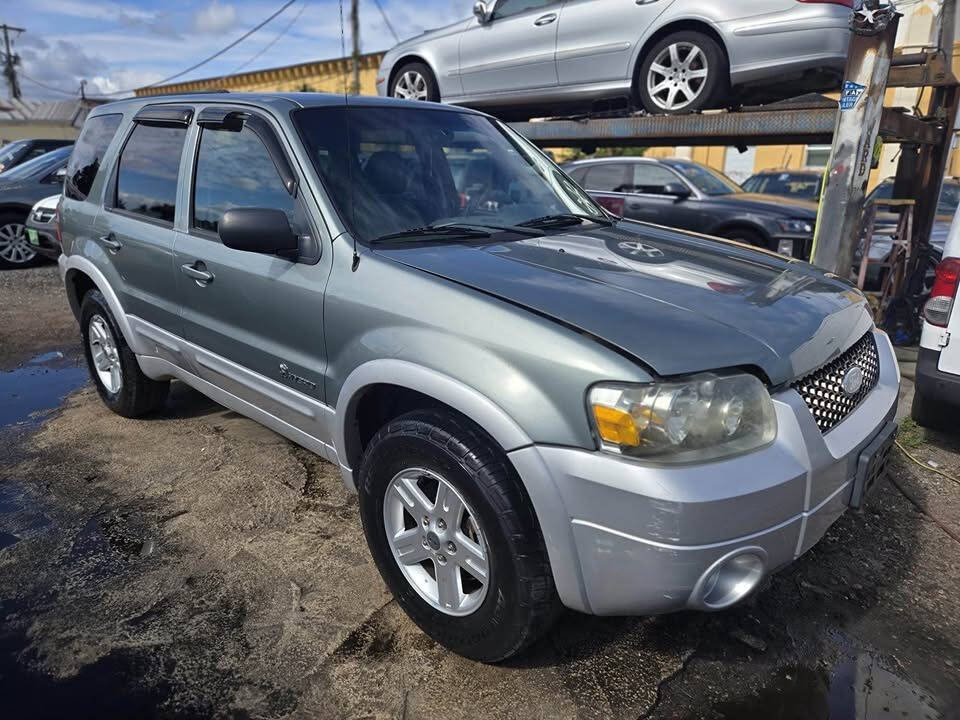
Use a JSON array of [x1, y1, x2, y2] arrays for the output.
[[0, 139, 30, 166], [0, 146, 70, 180], [293, 106, 607, 242], [668, 162, 741, 196]]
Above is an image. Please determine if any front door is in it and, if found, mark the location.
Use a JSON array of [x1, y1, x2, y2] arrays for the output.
[[459, 0, 562, 96], [620, 162, 697, 230], [174, 109, 333, 427], [94, 114, 191, 336]]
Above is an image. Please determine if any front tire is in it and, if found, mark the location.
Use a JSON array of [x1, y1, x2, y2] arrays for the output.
[[358, 409, 559, 662], [389, 62, 440, 103], [636, 31, 727, 115], [80, 289, 170, 418], [0, 212, 38, 269]]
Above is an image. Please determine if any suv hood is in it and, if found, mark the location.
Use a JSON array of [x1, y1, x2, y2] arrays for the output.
[[720, 192, 819, 217], [373, 221, 872, 386]]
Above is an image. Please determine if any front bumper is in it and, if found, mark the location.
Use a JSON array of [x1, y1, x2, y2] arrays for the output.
[[25, 224, 60, 260], [509, 329, 899, 616]]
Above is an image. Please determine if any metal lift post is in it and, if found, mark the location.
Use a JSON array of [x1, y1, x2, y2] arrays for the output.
[[810, 3, 900, 277]]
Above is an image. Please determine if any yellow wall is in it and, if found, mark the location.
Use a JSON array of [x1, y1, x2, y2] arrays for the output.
[[0, 121, 79, 143]]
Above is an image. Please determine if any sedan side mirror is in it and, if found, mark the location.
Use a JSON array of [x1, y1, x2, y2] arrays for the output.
[[473, 1, 491, 23], [219, 208, 299, 257], [663, 183, 691, 201]]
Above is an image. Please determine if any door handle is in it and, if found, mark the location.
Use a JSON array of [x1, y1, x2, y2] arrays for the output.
[[180, 262, 215, 285], [636, 0, 660, 5], [99, 234, 122, 252], [534, 13, 557, 26]]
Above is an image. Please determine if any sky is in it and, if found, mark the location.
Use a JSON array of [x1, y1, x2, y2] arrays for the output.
[[2, 0, 468, 100]]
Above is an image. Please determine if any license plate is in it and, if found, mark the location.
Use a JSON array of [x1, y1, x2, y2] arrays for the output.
[[26, 228, 39, 246], [850, 422, 897, 510]]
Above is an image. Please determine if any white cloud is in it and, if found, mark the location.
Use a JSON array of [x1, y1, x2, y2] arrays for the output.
[[193, 1, 240, 34]]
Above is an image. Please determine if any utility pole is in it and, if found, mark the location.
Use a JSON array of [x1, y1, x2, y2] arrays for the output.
[[1, 23, 25, 100], [350, 0, 360, 95], [79, 79, 86, 102]]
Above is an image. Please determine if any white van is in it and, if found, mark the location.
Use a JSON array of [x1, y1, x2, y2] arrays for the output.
[[914, 207, 960, 427]]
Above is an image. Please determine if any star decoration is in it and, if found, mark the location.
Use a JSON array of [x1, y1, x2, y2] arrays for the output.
[[857, 7, 878, 24]]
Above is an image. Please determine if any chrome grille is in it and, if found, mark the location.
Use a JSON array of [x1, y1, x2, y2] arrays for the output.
[[791, 332, 880, 433]]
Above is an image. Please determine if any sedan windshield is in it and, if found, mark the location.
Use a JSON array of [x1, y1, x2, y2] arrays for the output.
[[293, 106, 607, 242], [668, 161, 742, 196], [0, 145, 71, 181]]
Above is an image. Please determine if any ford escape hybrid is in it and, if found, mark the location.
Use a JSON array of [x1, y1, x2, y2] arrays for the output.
[[58, 94, 899, 662]]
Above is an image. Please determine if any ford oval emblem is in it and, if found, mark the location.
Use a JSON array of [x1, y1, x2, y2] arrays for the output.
[[841, 366, 864, 396]]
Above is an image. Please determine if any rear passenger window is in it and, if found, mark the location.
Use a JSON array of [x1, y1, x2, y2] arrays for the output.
[[115, 124, 187, 223], [65, 113, 122, 201], [582, 164, 627, 192], [192, 124, 296, 233]]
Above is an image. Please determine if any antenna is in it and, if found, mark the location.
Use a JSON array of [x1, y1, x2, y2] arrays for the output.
[[339, 0, 360, 271]]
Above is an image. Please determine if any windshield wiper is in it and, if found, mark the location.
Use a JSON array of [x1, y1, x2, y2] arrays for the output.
[[517, 213, 615, 229], [371, 224, 493, 243], [433, 221, 544, 237]]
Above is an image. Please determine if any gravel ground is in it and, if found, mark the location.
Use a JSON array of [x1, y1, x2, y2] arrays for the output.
[[1, 265, 958, 719]]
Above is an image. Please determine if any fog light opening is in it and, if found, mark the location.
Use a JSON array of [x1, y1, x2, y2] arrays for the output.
[[695, 550, 766, 610]]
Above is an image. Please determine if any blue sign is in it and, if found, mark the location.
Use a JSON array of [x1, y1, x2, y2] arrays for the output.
[[840, 81, 866, 111]]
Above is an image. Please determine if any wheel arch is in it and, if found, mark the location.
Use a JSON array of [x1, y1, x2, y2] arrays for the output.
[[632, 19, 730, 95], [710, 221, 771, 248], [61, 255, 145, 354], [388, 55, 438, 94], [0, 203, 33, 221]]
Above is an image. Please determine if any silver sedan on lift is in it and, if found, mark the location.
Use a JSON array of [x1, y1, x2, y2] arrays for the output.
[[377, 0, 854, 119]]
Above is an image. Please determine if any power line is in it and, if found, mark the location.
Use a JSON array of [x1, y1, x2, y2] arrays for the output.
[[230, 1, 308, 75], [371, 0, 399, 43], [99, 0, 297, 96], [19, 70, 78, 97]]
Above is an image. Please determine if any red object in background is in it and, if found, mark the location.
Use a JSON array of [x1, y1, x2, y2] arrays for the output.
[[595, 195, 625, 216]]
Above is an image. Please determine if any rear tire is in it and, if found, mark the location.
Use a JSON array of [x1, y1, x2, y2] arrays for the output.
[[910, 390, 952, 431], [636, 31, 727, 115], [389, 62, 440, 103], [358, 409, 559, 662], [80, 289, 170, 418]]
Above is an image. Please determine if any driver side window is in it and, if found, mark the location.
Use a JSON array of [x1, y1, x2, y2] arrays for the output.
[[493, 0, 558, 20]]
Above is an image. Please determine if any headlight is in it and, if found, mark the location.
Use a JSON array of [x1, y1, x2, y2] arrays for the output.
[[778, 219, 814, 234], [588, 374, 776, 463], [776, 239, 794, 257]]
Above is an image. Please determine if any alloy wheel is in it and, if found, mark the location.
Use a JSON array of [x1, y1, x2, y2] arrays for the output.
[[647, 42, 709, 112], [88, 314, 123, 394], [393, 70, 428, 101], [0, 222, 36, 266], [383, 467, 490, 616]]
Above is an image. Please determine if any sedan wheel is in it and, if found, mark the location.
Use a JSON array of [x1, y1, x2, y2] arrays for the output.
[[646, 42, 709, 112], [393, 70, 429, 101], [383, 467, 490, 617], [0, 221, 36, 267]]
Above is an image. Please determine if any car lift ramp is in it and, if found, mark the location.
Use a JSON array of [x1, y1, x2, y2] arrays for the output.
[[509, 98, 941, 149]]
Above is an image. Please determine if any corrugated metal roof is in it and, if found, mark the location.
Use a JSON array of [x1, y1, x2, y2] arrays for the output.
[[0, 98, 95, 126]]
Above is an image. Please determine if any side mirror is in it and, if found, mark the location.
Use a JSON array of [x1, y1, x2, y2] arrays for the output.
[[219, 208, 299, 257], [473, 1, 491, 23], [663, 183, 691, 201]]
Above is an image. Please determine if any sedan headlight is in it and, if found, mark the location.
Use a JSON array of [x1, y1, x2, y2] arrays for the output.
[[778, 219, 814, 235], [588, 374, 776, 463]]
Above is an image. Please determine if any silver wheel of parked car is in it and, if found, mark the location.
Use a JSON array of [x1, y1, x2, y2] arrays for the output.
[[383, 467, 490, 617], [0, 221, 36, 266], [393, 70, 429, 101], [647, 42, 710, 112], [88, 314, 123, 394]]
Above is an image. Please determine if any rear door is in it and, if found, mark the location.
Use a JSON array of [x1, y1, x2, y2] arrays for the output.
[[174, 107, 333, 418], [556, 0, 670, 86], [459, 0, 562, 96], [577, 162, 630, 214], [92, 106, 192, 336]]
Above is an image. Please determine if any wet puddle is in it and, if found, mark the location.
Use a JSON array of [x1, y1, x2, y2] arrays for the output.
[[712, 651, 941, 719], [0, 351, 89, 427]]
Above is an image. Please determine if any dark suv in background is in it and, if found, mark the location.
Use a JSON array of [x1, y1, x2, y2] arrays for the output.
[[564, 157, 818, 259], [0, 138, 73, 173]]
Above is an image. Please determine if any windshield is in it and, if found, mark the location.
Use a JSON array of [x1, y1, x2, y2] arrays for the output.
[[743, 172, 821, 199], [937, 182, 960, 214], [0, 139, 32, 168], [0, 145, 71, 181], [292, 106, 607, 242], [668, 161, 742, 196]]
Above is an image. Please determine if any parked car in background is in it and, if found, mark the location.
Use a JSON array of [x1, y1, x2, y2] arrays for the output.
[[24, 194, 62, 261], [59, 93, 898, 662], [0, 138, 73, 173], [377, 0, 853, 119], [913, 210, 960, 428], [564, 157, 818, 258], [0, 145, 71, 268], [742, 169, 823, 201]]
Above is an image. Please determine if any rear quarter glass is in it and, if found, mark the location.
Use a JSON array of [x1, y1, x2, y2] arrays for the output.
[[65, 114, 124, 202]]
